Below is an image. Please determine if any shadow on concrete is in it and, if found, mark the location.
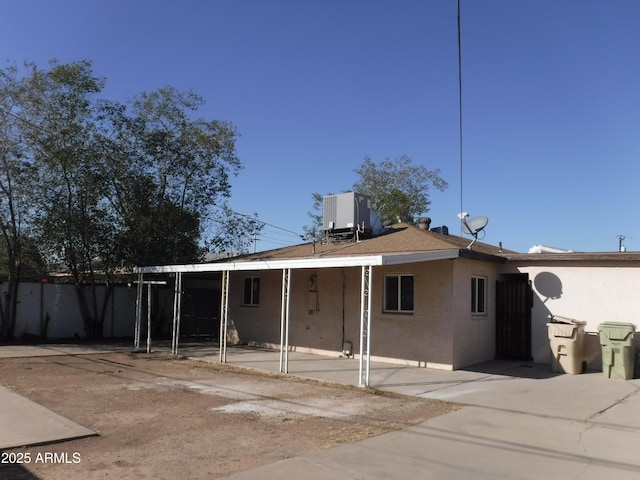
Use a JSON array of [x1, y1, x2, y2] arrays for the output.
[[461, 360, 561, 380], [0, 453, 40, 479]]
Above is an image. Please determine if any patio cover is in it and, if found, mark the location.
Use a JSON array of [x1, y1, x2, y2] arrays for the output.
[[133, 248, 472, 386]]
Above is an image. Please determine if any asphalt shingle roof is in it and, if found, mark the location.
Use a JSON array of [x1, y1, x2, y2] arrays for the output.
[[233, 223, 511, 262]]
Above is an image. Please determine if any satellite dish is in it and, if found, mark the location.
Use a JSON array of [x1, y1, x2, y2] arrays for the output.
[[458, 213, 489, 249], [461, 215, 488, 235]]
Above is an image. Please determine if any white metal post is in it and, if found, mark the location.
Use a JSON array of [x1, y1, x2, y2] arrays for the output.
[[366, 265, 373, 384], [279, 268, 291, 373], [134, 272, 143, 349], [359, 265, 372, 386], [146, 283, 152, 353], [171, 272, 183, 355], [219, 270, 229, 363]]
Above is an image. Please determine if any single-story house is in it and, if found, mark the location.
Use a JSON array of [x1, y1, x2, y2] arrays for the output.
[[135, 219, 640, 385], [135, 188, 640, 383]]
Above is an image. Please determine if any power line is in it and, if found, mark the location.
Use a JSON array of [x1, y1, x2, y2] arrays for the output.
[[457, 0, 464, 236], [220, 207, 305, 240]]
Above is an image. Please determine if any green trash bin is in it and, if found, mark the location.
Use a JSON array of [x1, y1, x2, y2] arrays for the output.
[[598, 322, 636, 379]]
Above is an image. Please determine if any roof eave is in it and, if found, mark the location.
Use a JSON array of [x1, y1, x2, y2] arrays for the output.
[[504, 252, 640, 262], [133, 247, 515, 274]]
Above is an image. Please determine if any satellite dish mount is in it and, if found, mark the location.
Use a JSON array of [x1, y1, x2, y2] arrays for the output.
[[458, 212, 489, 250]]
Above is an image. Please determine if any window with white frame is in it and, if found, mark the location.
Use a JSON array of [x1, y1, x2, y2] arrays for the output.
[[242, 277, 260, 306], [471, 276, 487, 314], [384, 274, 414, 313]]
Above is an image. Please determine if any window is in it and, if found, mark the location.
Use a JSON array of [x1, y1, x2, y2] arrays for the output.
[[384, 274, 414, 313], [471, 276, 487, 314], [242, 277, 260, 306]]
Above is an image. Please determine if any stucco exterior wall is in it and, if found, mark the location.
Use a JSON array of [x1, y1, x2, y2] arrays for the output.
[[227, 269, 283, 345], [370, 261, 455, 368], [227, 260, 460, 370], [506, 262, 640, 371], [451, 258, 500, 369], [9, 283, 137, 339]]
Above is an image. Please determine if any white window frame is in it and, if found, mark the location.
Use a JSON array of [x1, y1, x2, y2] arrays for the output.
[[383, 274, 414, 313], [471, 276, 487, 315], [242, 277, 260, 306]]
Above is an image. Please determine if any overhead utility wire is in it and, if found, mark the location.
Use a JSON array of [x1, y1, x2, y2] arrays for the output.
[[457, 0, 464, 236], [218, 207, 305, 240]]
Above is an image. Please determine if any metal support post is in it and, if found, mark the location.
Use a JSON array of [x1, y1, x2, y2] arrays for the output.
[[171, 272, 183, 355], [146, 283, 152, 353], [134, 272, 143, 349], [359, 265, 373, 387], [219, 270, 230, 363], [279, 268, 291, 373]]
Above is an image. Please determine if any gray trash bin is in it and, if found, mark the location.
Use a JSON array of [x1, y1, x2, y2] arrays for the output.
[[547, 315, 586, 374], [598, 322, 636, 379]]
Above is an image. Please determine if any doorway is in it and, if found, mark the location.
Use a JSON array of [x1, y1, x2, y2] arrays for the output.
[[496, 274, 532, 360]]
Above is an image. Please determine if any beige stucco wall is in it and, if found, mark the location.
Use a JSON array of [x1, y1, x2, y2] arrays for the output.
[[506, 261, 640, 371], [227, 259, 493, 370], [369, 261, 455, 368], [227, 269, 283, 345], [451, 258, 499, 369]]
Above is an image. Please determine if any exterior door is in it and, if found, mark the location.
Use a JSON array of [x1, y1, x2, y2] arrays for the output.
[[496, 274, 532, 360], [181, 288, 220, 338]]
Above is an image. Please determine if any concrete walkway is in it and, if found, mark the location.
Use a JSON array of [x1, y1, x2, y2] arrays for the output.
[[0, 343, 133, 449], [1, 342, 639, 479], [180, 343, 640, 480]]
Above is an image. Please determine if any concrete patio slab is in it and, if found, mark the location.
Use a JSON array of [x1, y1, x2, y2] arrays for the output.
[[0, 385, 95, 449]]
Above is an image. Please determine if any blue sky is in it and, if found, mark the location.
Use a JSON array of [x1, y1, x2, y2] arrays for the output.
[[2, 0, 639, 253]]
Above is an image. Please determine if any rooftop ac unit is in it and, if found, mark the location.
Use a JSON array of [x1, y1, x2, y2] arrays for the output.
[[323, 192, 372, 234]]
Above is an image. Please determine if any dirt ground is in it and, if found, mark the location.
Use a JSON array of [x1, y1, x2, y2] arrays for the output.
[[0, 351, 459, 479]]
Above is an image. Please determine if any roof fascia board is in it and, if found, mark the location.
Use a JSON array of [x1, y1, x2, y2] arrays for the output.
[[135, 255, 386, 274], [134, 250, 468, 275], [458, 249, 507, 263], [381, 250, 460, 265], [504, 253, 640, 262]]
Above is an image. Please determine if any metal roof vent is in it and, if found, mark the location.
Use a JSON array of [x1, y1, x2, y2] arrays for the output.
[[430, 225, 449, 235], [417, 217, 431, 230]]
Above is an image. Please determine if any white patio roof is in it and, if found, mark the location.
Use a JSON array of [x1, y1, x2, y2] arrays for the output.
[[133, 249, 463, 274]]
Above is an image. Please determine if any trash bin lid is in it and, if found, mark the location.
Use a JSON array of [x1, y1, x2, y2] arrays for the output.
[[546, 323, 581, 338], [547, 315, 586, 325], [598, 322, 636, 331]]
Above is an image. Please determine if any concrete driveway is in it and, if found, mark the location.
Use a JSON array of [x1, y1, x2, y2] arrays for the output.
[[1, 342, 639, 479], [187, 345, 640, 480]]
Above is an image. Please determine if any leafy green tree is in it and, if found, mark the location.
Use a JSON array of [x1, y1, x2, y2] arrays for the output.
[[353, 155, 447, 224], [0, 60, 246, 338], [206, 204, 265, 255], [302, 192, 330, 242], [304, 156, 447, 236], [98, 87, 242, 266], [18, 60, 113, 337], [0, 62, 49, 339]]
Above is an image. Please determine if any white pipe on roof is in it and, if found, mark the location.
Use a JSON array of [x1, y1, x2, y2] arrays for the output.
[[528, 245, 574, 254]]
